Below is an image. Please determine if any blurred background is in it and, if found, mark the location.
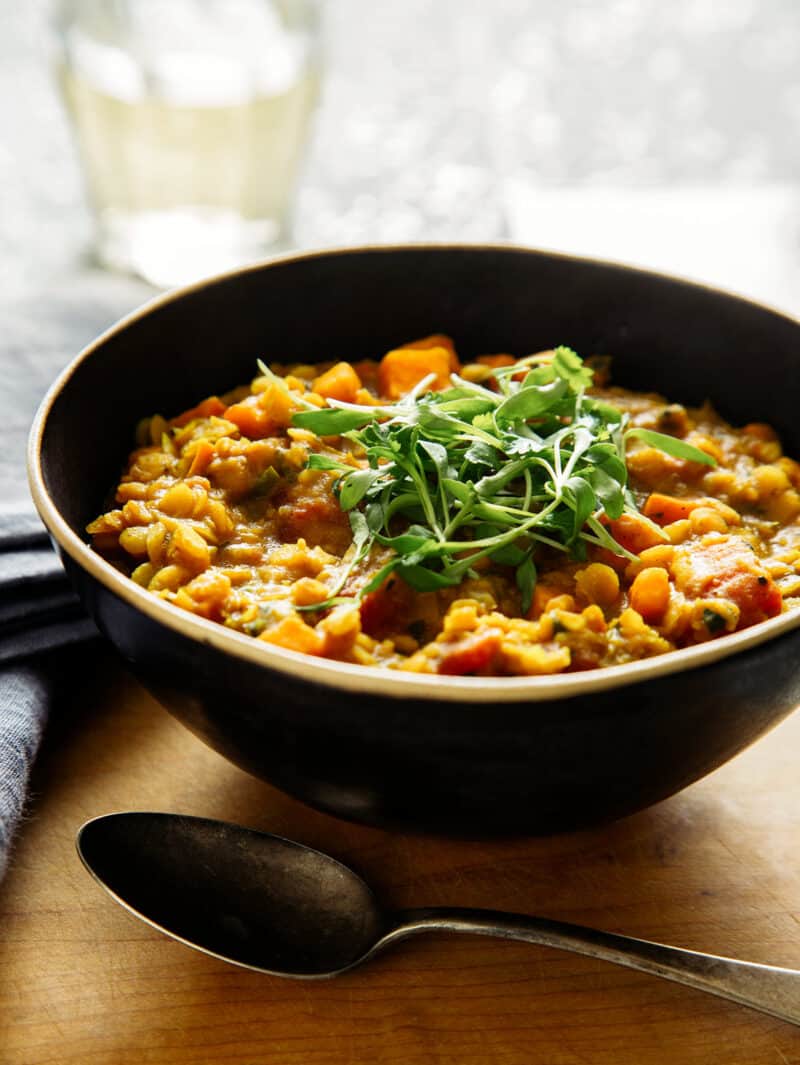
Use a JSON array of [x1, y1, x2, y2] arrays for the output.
[[3, 0, 800, 496]]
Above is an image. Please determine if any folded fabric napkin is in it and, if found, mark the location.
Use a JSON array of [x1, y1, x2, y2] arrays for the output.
[[0, 502, 101, 878]]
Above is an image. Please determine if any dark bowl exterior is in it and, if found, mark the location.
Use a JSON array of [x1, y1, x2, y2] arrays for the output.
[[32, 245, 800, 834], [65, 554, 800, 834]]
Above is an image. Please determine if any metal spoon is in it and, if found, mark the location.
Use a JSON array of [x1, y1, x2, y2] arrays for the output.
[[77, 812, 800, 1026]]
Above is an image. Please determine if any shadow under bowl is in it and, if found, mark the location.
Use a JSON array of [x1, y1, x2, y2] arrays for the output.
[[28, 244, 800, 835]]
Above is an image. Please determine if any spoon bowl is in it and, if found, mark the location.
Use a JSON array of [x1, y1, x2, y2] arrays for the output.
[[78, 811, 800, 1024], [77, 812, 385, 976]]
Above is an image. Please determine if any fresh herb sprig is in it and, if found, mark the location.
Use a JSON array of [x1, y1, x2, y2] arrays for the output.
[[291, 347, 714, 612]]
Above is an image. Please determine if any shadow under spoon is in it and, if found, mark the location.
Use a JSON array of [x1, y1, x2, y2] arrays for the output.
[[77, 812, 800, 1026]]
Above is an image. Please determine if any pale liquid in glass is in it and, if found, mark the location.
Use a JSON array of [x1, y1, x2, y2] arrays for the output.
[[60, 23, 319, 286]]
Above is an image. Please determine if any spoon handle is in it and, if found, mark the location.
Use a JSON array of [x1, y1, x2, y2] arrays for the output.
[[384, 907, 800, 1026]]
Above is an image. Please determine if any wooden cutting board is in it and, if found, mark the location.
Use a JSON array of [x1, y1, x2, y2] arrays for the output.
[[2, 644, 800, 1064]]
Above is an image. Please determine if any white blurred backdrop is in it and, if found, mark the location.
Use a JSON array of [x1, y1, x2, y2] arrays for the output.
[[3, 1, 800, 304]]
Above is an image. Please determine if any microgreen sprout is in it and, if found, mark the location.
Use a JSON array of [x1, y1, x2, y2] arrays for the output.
[[291, 347, 715, 612]]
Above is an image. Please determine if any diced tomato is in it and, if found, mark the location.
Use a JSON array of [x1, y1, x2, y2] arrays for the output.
[[437, 632, 502, 675], [359, 578, 415, 638], [718, 570, 783, 626], [671, 536, 783, 628], [278, 496, 352, 555]]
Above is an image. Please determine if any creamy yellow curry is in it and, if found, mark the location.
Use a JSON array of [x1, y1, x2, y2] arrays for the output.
[[88, 336, 800, 676]]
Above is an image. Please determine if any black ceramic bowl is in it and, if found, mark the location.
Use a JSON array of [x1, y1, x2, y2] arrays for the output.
[[29, 245, 800, 835]]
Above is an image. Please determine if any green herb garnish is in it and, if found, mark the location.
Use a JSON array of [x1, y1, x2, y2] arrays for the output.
[[249, 466, 280, 498], [703, 608, 727, 634], [292, 347, 715, 610]]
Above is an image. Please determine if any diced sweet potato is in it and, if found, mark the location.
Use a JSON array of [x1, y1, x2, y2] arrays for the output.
[[259, 615, 324, 655], [223, 396, 273, 439], [400, 333, 460, 370], [312, 362, 362, 403], [170, 396, 227, 428], [642, 493, 701, 525], [224, 383, 294, 439], [378, 346, 452, 399], [187, 439, 216, 476], [605, 513, 669, 555]]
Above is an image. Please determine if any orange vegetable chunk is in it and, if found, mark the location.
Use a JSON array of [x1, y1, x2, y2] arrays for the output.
[[258, 382, 295, 427], [605, 513, 669, 555], [224, 383, 294, 439], [312, 361, 362, 403], [223, 396, 273, 439], [170, 396, 226, 427], [187, 438, 215, 476], [378, 346, 452, 399], [437, 632, 502, 675], [629, 567, 670, 621], [671, 535, 783, 628], [258, 615, 324, 655], [527, 582, 572, 618], [400, 333, 460, 370], [643, 493, 701, 525]]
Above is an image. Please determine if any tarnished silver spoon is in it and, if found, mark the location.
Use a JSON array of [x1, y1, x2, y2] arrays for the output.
[[77, 812, 800, 1025]]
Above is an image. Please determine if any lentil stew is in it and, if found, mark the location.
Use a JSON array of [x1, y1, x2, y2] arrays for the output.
[[87, 337, 800, 677]]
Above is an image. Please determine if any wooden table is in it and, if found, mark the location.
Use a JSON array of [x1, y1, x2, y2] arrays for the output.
[[2, 646, 800, 1064], [5, 4, 800, 1060]]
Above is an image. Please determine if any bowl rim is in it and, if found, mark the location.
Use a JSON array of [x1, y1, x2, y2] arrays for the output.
[[27, 241, 800, 705]]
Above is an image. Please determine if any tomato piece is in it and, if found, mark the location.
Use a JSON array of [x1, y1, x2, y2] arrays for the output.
[[359, 577, 415, 638], [671, 536, 783, 628], [437, 632, 502, 675]]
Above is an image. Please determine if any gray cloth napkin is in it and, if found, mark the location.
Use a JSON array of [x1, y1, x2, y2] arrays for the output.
[[0, 503, 101, 877]]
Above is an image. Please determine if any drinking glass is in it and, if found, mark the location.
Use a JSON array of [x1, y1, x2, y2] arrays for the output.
[[55, 0, 322, 288]]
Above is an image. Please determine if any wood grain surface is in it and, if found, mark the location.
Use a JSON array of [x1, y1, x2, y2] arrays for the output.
[[1, 645, 800, 1064]]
